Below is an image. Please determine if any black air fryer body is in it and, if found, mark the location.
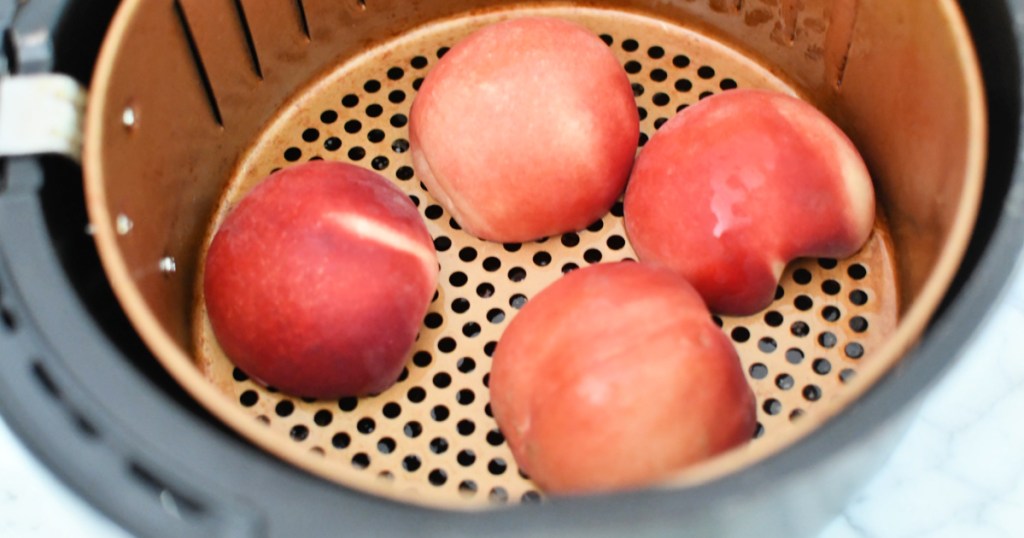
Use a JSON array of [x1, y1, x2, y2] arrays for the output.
[[0, 1, 1021, 536]]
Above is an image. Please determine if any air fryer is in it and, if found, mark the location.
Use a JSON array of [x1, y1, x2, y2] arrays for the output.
[[0, 0, 1021, 536]]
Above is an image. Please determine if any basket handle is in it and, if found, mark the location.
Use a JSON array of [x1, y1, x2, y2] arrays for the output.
[[0, 73, 85, 163]]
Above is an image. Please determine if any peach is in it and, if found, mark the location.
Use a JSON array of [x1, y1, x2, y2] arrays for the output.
[[624, 89, 875, 316], [490, 262, 756, 494], [409, 17, 639, 243], [203, 162, 437, 399]]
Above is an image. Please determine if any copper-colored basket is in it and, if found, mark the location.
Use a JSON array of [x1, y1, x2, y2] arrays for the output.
[[83, 0, 985, 509]]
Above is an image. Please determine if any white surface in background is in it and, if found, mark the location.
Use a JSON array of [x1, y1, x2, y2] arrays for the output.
[[0, 418, 128, 537], [0, 269, 1022, 537], [821, 268, 1024, 538]]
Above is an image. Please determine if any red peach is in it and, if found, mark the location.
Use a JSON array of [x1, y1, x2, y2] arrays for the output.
[[624, 89, 875, 315], [410, 17, 639, 243], [203, 162, 437, 399], [490, 262, 756, 495]]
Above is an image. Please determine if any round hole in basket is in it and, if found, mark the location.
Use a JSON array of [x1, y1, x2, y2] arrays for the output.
[[83, 0, 986, 510]]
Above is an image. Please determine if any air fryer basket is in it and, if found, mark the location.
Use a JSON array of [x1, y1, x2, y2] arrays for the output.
[[0, 0, 1021, 536], [83, 0, 984, 507]]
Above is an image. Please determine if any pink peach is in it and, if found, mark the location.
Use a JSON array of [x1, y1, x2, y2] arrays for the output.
[[624, 89, 875, 315], [410, 17, 639, 242], [203, 162, 437, 399], [490, 262, 756, 494]]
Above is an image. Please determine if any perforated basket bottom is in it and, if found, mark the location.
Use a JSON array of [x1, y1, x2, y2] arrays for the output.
[[193, 7, 899, 509]]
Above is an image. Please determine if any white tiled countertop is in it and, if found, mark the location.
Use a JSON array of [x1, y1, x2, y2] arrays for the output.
[[2, 269, 1023, 537], [820, 268, 1024, 538]]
